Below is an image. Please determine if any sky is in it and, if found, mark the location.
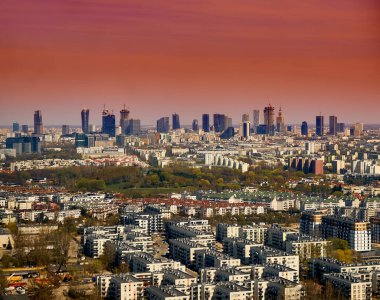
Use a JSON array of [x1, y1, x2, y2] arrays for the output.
[[0, 0, 379, 126]]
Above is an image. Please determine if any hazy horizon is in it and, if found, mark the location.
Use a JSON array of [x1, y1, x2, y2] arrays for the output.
[[1, 0, 379, 125]]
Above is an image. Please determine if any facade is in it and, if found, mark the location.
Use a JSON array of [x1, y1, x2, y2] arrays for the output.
[[81, 108, 90, 133], [216, 223, 240, 242]]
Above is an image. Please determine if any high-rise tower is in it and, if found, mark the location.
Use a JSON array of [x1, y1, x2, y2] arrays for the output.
[[172, 113, 180, 130], [263, 104, 275, 134], [33, 110, 43, 135], [120, 105, 130, 134], [102, 108, 116, 137], [81, 108, 90, 133], [329, 115, 337, 135], [276, 107, 285, 133], [202, 114, 210, 132], [316, 115, 324, 136]]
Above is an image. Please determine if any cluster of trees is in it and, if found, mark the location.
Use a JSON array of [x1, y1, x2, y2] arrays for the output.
[[0, 164, 312, 193], [326, 238, 361, 264]]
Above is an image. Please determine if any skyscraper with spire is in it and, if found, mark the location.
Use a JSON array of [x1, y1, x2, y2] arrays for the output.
[[276, 107, 285, 133]]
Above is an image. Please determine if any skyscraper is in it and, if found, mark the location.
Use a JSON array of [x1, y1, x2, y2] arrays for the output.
[[316, 115, 324, 136], [202, 114, 210, 132], [172, 113, 180, 130], [33, 110, 43, 135], [253, 109, 260, 133], [276, 107, 285, 133], [242, 121, 250, 138], [213, 114, 227, 132], [329, 115, 337, 135], [337, 123, 345, 133], [12, 122, 20, 132], [102, 109, 116, 137], [81, 108, 90, 134], [301, 121, 308, 136], [126, 119, 141, 135], [62, 125, 70, 135], [157, 117, 170, 133], [263, 104, 275, 134], [22, 125, 29, 134], [120, 106, 130, 134], [192, 119, 199, 131]]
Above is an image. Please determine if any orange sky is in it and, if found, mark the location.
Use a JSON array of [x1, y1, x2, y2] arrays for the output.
[[0, 0, 379, 125]]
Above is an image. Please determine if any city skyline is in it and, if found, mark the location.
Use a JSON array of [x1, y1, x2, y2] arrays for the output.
[[1, 105, 375, 128], [1, 0, 379, 125]]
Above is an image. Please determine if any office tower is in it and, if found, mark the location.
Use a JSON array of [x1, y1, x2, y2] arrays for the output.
[[33, 110, 43, 135], [102, 108, 116, 137], [242, 113, 249, 123], [172, 113, 180, 130], [126, 119, 141, 135], [157, 117, 170, 133], [226, 117, 232, 128], [6, 137, 40, 154], [81, 108, 90, 134], [329, 115, 337, 135], [337, 123, 345, 133], [301, 121, 308, 136], [213, 114, 226, 132], [89, 124, 96, 132], [253, 110, 260, 127], [12, 122, 20, 132], [316, 115, 324, 136], [62, 125, 70, 135], [276, 107, 285, 133], [192, 119, 199, 131], [120, 106, 130, 134], [242, 121, 250, 138], [202, 114, 210, 132], [21, 125, 29, 134], [264, 104, 275, 134]]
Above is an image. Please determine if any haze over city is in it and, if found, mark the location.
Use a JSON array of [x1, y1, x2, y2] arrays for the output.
[[1, 0, 380, 125]]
